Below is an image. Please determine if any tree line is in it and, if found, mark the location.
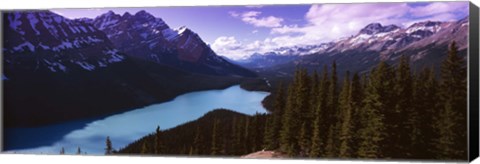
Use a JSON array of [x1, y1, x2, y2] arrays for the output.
[[263, 41, 467, 160], [116, 109, 268, 156]]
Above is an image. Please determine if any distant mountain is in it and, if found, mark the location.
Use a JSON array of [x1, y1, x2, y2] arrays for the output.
[[327, 20, 451, 53], [235, 52, 299, 69], [88, 10, 256, 77], [262, 17, 469, 77], [235, 43, 334, 69], [2, 11, 253, 127]]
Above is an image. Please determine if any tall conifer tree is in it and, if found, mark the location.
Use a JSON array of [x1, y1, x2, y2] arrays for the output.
[[338, 71, 353, 158], [357, 62, 389, 158], [435, 41, 467, 159], [211, 119, 220, 155], [105, 136, 113, 155]]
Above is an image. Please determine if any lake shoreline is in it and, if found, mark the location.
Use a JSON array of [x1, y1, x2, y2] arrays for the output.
[[5, 85, 270, 154]]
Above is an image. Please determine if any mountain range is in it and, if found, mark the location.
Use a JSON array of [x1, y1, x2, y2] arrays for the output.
[[2, 10, 257, 127], [234, 43, 334, 69], [1, 9, 469, 127], [84, 10, 255, 77], [238, 17, 469, 76]]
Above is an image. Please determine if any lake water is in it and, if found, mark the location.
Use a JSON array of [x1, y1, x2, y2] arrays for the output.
[[5, 85, 270, 155]]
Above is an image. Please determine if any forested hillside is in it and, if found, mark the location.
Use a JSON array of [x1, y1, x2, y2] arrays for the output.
[[111, 42, 466, 161]]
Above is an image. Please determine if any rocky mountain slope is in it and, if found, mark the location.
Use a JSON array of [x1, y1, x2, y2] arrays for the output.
[[88, 10, 255, 77], [260, 17, 469, 77], [3, 11, 125, 75]]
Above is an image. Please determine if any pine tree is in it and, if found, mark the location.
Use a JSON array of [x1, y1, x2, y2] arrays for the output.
[[60, 147, 65, 155], [310, 65, 329, 158], [279, 84, 299, 156], [435, 41, 467, 159], [350, 72, 364, 158], [338, 71, 353, 158], [233, 116, 246, 155], [250, 114, 261, 152], [357, 62, 390, 158], [327, 61, 339, 124], [389, 55, 415, 158], [310, 70, 320, 116], [327, 61, 339, 156], [310, 108, 323, 158], [193, 126, 202, 155], [211, 119, 220, 155], [141, 141, 148, 154], [231, 117, 240, 155], [76, 147, 82, 155], [296, 69, 312, 156], [154, 125, 163, 154], [264, 83, 286, 150], [221, 126, 229, 155], [264, 115, 273, 149], [298, 122, 309, 157], [414, 67, 438, 158], [279, 68, 311, 156], [243, 116, 250, 154], [105, 136, 113, 155], [324, 125, 336, 158]]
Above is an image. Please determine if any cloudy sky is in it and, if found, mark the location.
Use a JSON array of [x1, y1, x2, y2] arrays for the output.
[[52, 1, 469, 60]]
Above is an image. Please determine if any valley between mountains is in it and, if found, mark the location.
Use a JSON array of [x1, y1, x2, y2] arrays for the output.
[[2, 8, 469, 160]]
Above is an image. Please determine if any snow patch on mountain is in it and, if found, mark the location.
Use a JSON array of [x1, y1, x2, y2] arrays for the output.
[[13, 42, 35, 52], [162, 28, 179, 41], [8, 12, 24, 35], [76, 61, 96, 71], [27, 13, 41, 35], [4, 11, 131, 73]]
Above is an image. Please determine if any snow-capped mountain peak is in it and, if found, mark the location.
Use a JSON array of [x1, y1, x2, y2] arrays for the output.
[[359, 23, 400, 35], [238, 17, 468, 70], [406, 21, 444, 34], [89, 10, 255, 77], [176, 26, 189, 34]]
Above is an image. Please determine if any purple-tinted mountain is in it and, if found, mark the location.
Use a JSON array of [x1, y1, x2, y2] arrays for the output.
[[3, 11, 125, 74], [88, 10, 255, 77], [2, 11, 253, 127]]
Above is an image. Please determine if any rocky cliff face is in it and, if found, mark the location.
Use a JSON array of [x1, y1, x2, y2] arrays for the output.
[[89, 10, 256, 77], [3, 11, 126, 76]]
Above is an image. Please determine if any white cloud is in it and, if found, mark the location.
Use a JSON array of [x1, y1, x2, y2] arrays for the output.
[[211, 36, 245, 60], [272, 3, 413, 43], [271, 2, 468, 42], [409, 2, 468, 18], [242, 11, 261, 17], [252, 30, 259, 34], [212, 36, 280, 60], [230, 11, 284, 28]]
